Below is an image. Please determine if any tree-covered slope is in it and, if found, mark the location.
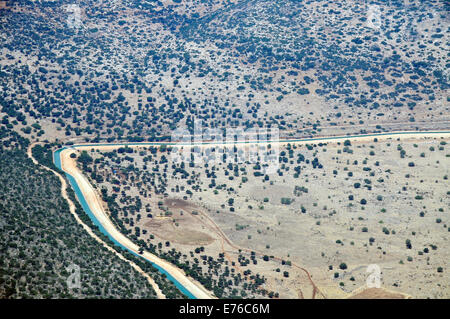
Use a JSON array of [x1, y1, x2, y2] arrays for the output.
[[0, 147, 158, 298]]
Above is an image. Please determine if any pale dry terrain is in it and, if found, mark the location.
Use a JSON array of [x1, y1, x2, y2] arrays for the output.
[[79, 134, 449, 298]]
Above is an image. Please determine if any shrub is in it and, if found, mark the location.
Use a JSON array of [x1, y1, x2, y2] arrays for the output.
[[339, 263, 347, 270], [406, 239, 412, 249], [281, 198, 294, 205]]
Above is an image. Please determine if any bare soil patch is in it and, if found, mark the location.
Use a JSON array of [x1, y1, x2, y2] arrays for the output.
[[349, 288, 408, 299]]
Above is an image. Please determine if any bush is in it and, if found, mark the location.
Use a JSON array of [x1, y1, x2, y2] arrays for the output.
[[406, 239, 412, 249], [281, 198, 294, 205]]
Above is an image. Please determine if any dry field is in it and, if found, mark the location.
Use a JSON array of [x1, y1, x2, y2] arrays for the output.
[[80, 134, 449, 298]]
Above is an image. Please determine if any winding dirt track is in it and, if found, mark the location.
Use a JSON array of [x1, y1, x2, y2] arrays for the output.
[[27, 143, 166, 299], [29, 130, 450, 299], [192, 205, 325, 298]]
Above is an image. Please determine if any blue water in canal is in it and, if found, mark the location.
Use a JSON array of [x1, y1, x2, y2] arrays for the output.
[[53, 147, 196, 299]]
